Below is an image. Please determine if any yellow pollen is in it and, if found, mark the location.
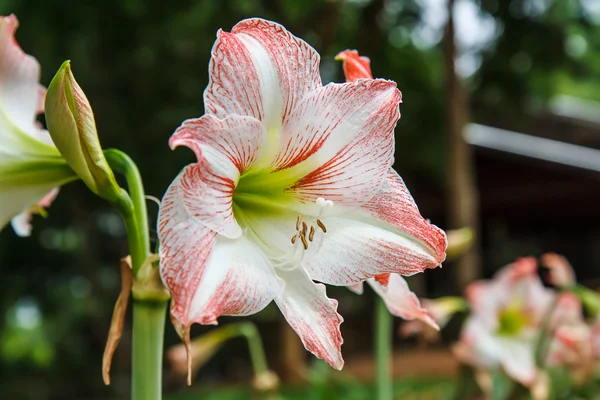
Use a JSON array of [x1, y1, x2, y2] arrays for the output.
[[309, 226, 315, 242], [316, 219, 327, 233]]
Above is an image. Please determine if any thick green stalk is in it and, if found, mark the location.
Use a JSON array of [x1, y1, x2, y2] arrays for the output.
[[375, 298, 393, 400], [105, 149, 167, 400], [132, 301, 168, 400]]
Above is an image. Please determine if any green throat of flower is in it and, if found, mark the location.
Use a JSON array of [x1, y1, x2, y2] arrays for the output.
[[232, 167, 299, 216], [496, 304, 530, 337]]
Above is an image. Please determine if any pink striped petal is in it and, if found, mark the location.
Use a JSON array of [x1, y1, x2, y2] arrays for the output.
[[335, 50, 372, 82], [204, 18, 321, 132], [368, 274, 439, 330], [158, 172, 217, 326], [280, 80, 401, 211], [158, 172, 283, 326], [188, 235, 284, 325], [275, 268, 344, 370], [360, 169, 447, 266], [302, 216, 443, 286], [171, 115, 268, 238], [170, 114, 268, 169]]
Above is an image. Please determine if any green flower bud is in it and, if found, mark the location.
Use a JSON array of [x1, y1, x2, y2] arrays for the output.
[[45, 61, 120, 201]]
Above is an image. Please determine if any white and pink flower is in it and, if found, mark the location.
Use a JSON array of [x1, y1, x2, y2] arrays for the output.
[[158, 19, 447, 369], [0, 15, 75, 236], [455, 257, 554, 386]]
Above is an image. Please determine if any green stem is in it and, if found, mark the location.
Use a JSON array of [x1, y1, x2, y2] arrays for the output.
[[104, 148, 150, 276], [132, 301, 168, 400], [238, 322, 269, 375], [105, 149, 166, 400], [375, 297, 393, 400]]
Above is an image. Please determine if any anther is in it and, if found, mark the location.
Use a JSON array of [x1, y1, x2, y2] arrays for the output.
[[291, 235, 297, 244], [296, 215, 301, 231], [302, 221, 308, 235], [300, 234, 309, 250], [309, 226, 315, 242], [316, 219, 327, 233]]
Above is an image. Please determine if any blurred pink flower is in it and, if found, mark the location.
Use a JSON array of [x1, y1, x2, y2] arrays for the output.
[[541, 252, 576, 288], [158, 19, 447, 370], [455, 257, 554, 386], [0, 15, 74, 236]]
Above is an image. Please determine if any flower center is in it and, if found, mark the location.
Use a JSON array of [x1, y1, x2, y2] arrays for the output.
[[270, 197, 333, 271], [497, 303, 530, 337]]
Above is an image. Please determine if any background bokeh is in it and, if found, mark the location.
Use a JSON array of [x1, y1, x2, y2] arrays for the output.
[[1, 0, 599, 398]]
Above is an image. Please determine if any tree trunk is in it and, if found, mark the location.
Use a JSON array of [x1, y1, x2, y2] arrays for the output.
[[443, 0, 481, 289], [279, 321, 306, 383]]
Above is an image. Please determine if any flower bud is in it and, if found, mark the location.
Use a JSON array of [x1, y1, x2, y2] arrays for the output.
[[45, 61, 120, 201]]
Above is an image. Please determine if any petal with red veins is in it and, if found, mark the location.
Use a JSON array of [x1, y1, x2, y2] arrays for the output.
[[171, 114, 268, 170], [188, 235, 284, 325], [302, 216, 442, 286], [171, 115, 269, 238], [204, 18, 321, 132], [275, 267, 344, 370], [368, 274, 439, 330], [159, 172, 284, 327], [278, 80, 401, 211], [158, 172, 218, 326], [358, 169, 447, 266], [335, 50, 373, 82]]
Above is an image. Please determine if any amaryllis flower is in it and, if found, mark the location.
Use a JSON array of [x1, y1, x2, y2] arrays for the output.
[[0, 15, 75, 236], [337, 49, 441, 329], [158, 18, 447, 369], [546, 294, 593, 369], [455, 258, 554, 386]]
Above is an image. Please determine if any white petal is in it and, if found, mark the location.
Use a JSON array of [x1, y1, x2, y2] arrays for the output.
[[497, 337, 538, 386], [9, 187, 59, 237], [188, 235, 284, 325], [275, 267, 344, 370], [302, 217, 441, 286], [204, 18, 321, 132], [368, 274, 439, 329], [0, 184, 57, 235], [0, 15, 45, 138]]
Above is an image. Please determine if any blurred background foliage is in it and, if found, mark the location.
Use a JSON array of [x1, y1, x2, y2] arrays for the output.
[[0, 0, 599, 399]]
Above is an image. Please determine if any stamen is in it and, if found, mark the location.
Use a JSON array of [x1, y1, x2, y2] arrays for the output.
[[300, 234, 309, 250], [296, 215, 301, 231], [291, 235, 297, 244], [302, 221, 308, 235], [309, 226, 315, 242], [316, 219, 327, 233]]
